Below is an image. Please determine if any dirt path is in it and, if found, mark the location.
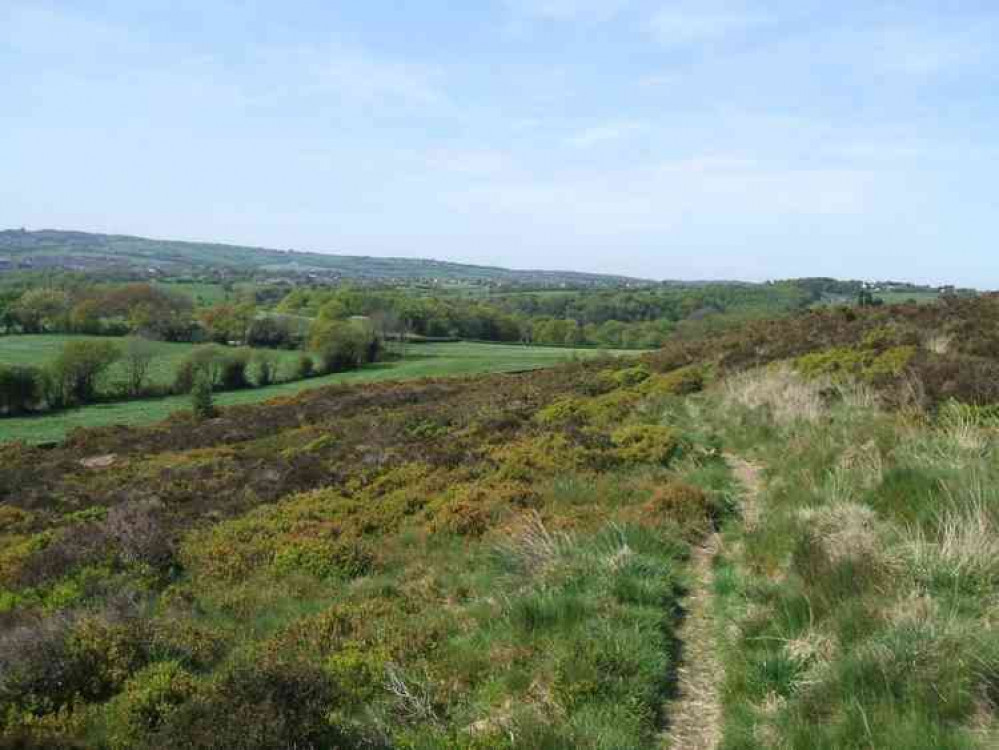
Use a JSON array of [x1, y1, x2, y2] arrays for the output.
[[661, 454, 763, 750], [725, 454, 763, 532], [661, 532, 723, 750]]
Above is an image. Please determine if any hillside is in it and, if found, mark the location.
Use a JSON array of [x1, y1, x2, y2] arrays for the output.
[[1, 297, 998, 748], [0, 229, 652, 286]]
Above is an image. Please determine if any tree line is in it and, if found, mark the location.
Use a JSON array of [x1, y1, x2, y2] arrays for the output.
[[0, 282, 308, 348], [275, 283, 810, 348], [0, 318, 381, 417]]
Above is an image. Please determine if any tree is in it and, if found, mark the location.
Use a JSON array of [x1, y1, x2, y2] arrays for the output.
[[69, 298, 105, 334], [121, 337, 159, 396], [0, 292, 20, 334], [295, 354, 314, 379], [11, 289, 71, 333], [103, 283, 195, 340], [246, 316, 297, 349], [174, 345, 227, 393], [51, 340, 121, 404], [199, 303, 256, 344], [309, 319, 380, 373], [191, 372, 216, 421], [0, 365, 42, 414], [253, 351, 279, 387], [219, 349, 251, 390]]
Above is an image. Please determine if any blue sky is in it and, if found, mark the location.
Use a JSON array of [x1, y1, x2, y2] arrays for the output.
[[2, 1, 996, 286]]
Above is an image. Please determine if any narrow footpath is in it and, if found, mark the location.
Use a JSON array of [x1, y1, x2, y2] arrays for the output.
[[660, 454, 763, 750]]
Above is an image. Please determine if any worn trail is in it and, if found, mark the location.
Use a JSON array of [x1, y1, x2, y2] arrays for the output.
[[661, 454, 763, 750]]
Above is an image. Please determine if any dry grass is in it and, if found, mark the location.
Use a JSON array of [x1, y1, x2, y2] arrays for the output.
[[900, 406, 994, 470], [496, 511, 574, 578], [722, 365, 826, 426], [797, 502, 886, 567], [904, 495, 999, 588]]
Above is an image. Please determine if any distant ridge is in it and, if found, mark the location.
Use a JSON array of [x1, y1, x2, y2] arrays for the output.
[[0, 229, 655, 286]]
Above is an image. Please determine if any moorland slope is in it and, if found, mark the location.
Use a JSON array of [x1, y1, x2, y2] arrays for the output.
[[1, 295, 998, 748]]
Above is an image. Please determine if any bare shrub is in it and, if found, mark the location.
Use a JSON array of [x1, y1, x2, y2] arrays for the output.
[[105, 500, 174, 570], [14, 522, 111, 588], [384, 662, 441, 727]]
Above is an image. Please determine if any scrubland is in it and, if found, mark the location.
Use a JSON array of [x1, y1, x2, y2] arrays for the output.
[[2, 294, 998, 748]]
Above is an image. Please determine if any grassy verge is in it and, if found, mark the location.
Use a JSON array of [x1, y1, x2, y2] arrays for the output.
[[0, 342, 635, 444]]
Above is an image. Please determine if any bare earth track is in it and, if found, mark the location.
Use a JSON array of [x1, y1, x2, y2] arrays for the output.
[[661, 454, 763, 750]]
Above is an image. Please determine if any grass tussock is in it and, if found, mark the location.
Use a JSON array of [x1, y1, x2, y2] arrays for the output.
[[708, 367, 999, 749]]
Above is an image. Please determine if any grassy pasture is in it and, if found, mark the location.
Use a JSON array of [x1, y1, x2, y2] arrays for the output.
[[0, 340, 636, 444], [813, 290, 941, 307], [0, 335, 304, 389]]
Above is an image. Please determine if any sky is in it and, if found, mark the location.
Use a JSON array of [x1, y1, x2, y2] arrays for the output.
[[1, 1, 997, 286]]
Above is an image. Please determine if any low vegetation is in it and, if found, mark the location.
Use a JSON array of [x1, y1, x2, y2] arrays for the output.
[[0, 342, 635, 445], [1, 290, 997, 748], [705, 367, 999, 748], [0, 355, 727, 748]]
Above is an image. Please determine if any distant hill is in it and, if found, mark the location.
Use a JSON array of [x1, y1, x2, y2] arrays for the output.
[[0, 229, 653, 286]]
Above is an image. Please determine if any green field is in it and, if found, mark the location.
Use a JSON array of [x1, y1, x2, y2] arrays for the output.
[[877, 290, 941, 304], [813, 290, 941, 307], [0, 335, 304, 388], [0, 341, 636, 444]]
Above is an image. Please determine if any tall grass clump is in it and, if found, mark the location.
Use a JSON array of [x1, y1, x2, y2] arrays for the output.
[[706, 366, 999, 749]]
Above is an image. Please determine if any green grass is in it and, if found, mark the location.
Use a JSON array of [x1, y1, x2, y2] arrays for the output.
[[0, 334, 303, 389], [705, 368, 999, 749], [813, 291, 941, 307], [0, 341, 636, 444]]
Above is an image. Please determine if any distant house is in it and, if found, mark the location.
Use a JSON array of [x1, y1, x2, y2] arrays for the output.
[[0, 257, 12, 271]]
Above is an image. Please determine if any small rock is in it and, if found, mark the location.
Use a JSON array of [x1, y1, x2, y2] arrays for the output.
[[80, 454, 117, 469]]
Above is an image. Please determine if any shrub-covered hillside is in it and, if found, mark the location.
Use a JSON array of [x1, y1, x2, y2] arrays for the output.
[[2, 295, 998, 749], [0, 358, 727, 749], [650, 294, 999, 406]]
